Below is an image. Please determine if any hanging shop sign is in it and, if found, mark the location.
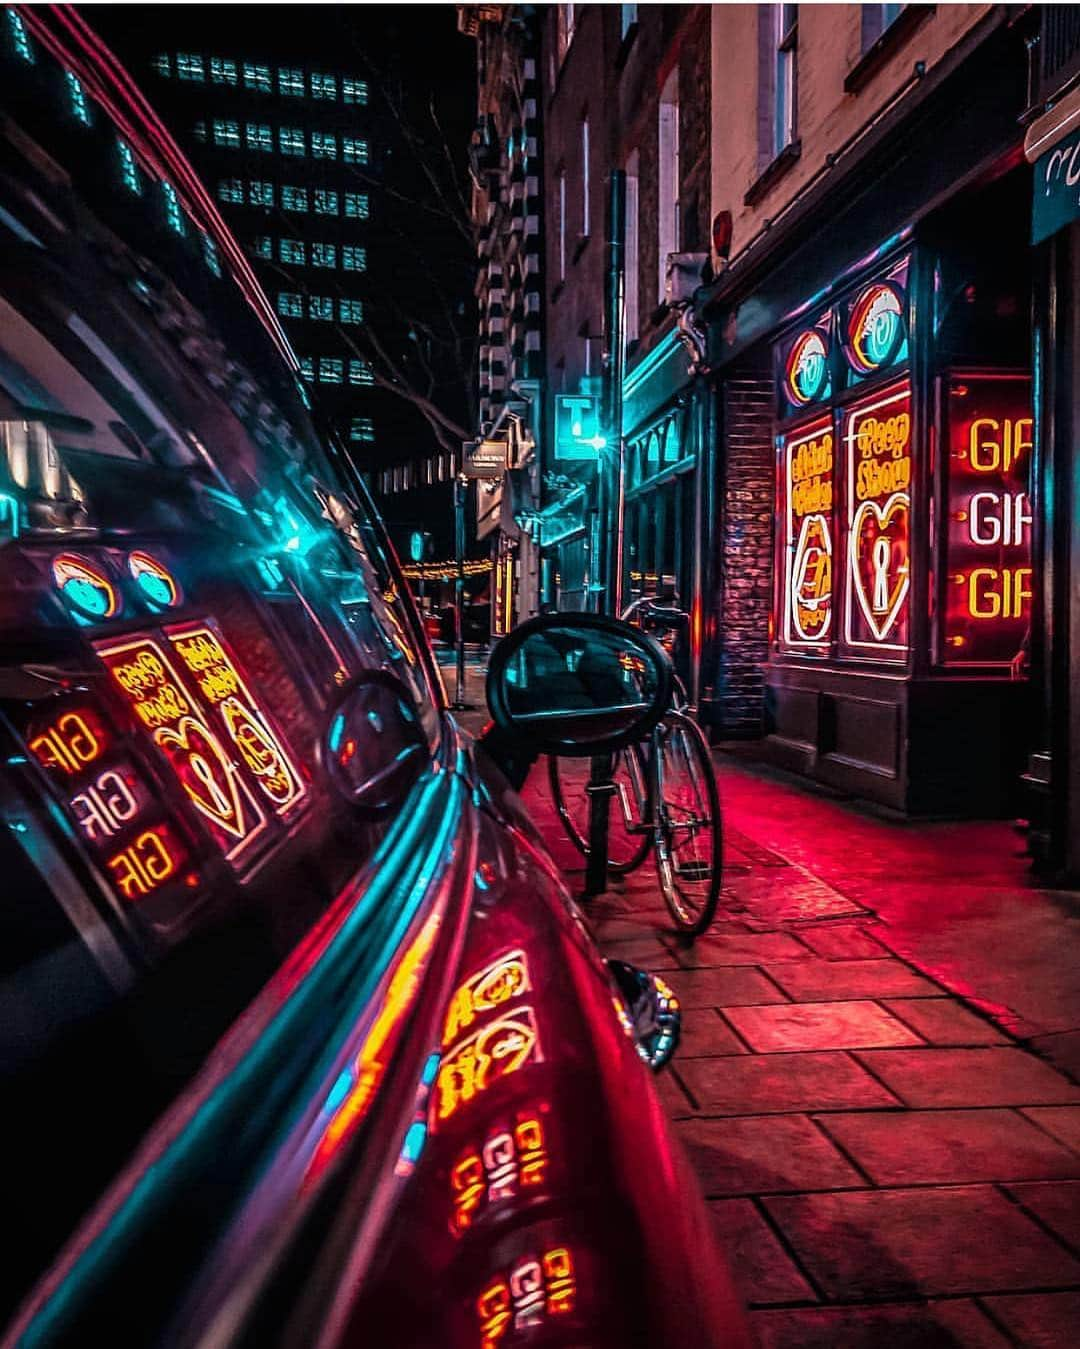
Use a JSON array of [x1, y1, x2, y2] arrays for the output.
[[942, 374, 1032, 665], [782, 326, 832, 410], [554, 392, 604, 461], [780, 417, 834, 650], [843, 382, 912, 656], [1032, 123, 1080, 245], [463, 440, 508, 479]]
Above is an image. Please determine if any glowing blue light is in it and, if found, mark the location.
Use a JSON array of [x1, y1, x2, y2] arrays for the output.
[[401, 1120, 427, 1164], [325, 1067, 353, 1113], [328, 712, 345, 754], [421, 1052, 440, 1086]]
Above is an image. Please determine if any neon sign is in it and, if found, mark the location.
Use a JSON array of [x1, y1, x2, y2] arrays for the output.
[[28, 708, 109, 776], [943, 376, 1033, 664], [780, 419, 833, 648], [477, 1247, 576, 1347], [443, 948, 531, 1047], [128, 551, 182, 611], [450, 1110, 550, 1236], [52, 553, 120, 623], [844, 384, 912, 654], [844, 281, 906, 375], [784, 328, 830, 407], [436, 1007, 542, 1125], [106, 822, 188, 901], [68, 761, 152, 843]]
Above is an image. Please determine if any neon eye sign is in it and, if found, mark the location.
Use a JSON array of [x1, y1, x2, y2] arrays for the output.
[[845, 281, 905, 375], [784, 329, 830, 406], [128, 551, 182, 611], [52, 553, 120, 623]]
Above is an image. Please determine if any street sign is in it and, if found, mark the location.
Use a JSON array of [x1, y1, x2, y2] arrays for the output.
[[463, 439, 506, 479], [554, 392, 605, 460], [1033, 124, 1080, 244]]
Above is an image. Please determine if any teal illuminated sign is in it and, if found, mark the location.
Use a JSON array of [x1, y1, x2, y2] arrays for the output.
[[554, 393, 605, 461], [1033, 127, 1080, 245]]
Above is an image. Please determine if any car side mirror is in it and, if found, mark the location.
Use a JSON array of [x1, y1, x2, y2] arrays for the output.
[[485, 613, 672, 759], [607, 959, 682, 1071], [321, 670, 428, 815]]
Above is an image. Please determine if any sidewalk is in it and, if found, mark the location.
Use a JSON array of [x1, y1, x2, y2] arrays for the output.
[[520, 755, 1080, 1349]]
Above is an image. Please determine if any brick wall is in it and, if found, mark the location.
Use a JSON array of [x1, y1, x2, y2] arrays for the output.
[[712, 376, 774, 736]]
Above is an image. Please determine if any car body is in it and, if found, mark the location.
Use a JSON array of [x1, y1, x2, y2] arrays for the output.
[[0, 11, 748, 1347]]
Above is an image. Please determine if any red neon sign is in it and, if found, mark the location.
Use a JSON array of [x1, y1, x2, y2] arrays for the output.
[[450, 1110, 551, 1236], [477, 1247, 576, 1347], [106, 821, 188, 902], [943, 376, 1032, 665], [780, 418, 834, 649], [843, 383, 912, 656], [28, 707, 110, 776]]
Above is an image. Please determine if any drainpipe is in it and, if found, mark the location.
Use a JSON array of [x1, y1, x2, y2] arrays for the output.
[[603, 170, 627, 616]]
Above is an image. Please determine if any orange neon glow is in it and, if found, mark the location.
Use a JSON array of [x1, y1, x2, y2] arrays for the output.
[[106, 822, 186, 901], [450, 1111, 550, 1235], [28, 709, 108, 775], [52, 553, 120, 621], [435, 1006, 542, 1125], [442, 949, 532, 1047], [476, 1247, 577, 1346]]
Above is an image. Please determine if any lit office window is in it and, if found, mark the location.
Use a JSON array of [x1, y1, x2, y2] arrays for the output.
[[348, 359, 374, 386], [277, 292, 303, 318], [202, 233, 222, 278], [281, 184, 309, 212], [162, 181, 186, 235], [344, 192, 370, 219], [343, 137, 368, 165], [217, 179, 244, 204], [310, 72, 337, 100], [311, 242, 337, 269], [66, 71, 91, 125], [343, 245, 366, 271], [243, 62, 272, 93], [312, 132, 337, 161], [193, 121, 207, 143], [299, 355, 314, 382], [319, 357, 343, 384], [249, 180, 274, 207], [338, 298, 364, 324], [350, 417, 375, 443], [279, 238, 306, 265], [117, 139, 142, 195], [314, 188, 339, 216], [252, 236, 273, 259], [212, 119, 241, 148], [151, 53, 170, 78], [309, 296, 334, 321], [176, 52, 205, 82], [210, 57, 237, 86], [278, 66, 304, 96], [343, 77, 368, 106], [246, 122, 273, 153], [7, 10, 32, 62], [279, 126, 305, 157]]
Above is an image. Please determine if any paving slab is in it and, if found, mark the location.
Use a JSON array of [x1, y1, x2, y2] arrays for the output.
[[655, 1068, 697, 1119], [750, 1300, 1011, 1349], [793, 924, 891, 960], [708, 1198, 816, 1305], [764, 957, 940, 1001], [853, 1047, 1080, 1108], [675, 1115, 863, 1196], [678, 1050, 898, 1116], [1022, 1106, 1080, 1153], [816, 1109, 1080, 1185], [722, 873, 867, 924], [668, 930, 812, 968], [1027, 1029, 1080, 1084], [663, 965, 789, 1009], [1004, 1181, 1080, 1254], [676, 1007, 748, 1058], [883, 998, 1010, 1046], [764, 1186, 1080, 1297], [979, 1291, 1080, 1348], [723, 1001, 923, 1052]]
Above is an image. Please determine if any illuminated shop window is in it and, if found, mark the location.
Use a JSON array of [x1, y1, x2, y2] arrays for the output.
[[344, 192, 369, 219], [311, 241, 337, 268], [151, 53, 169, 77], [779, 416, 834, 651], [319, 357, 343, 384], [278, 66, 304, 96], [310, 72, 337, 100], [243, 62, 272, 93], [314, 188, 338, 216], [348, 359, 374, 386], [210, 56, 237, 85], [279, 238, 306, 264], [202, 233, 221, 278], [309, 296, 333, 321], [312, 132, 337, 161], [281, 184, 308, 212], [343, 77, 368, 106], [212, 118, 241, 148], [176, 52, 205, 82], [299, 355, 314, 381], [249, 180, 274, 207], [252, 235, 272, 259], [117, 139, 142, 195], [246, 122, 273, 153], [342, 245, 366, 272], [66, 71, 91, 125], [161, 181, 186, 235], [350, 416, 375, 443], [279, 126, 305, 157], [217, 178, 244, 204], [277, 291, 303, 318], [343, 136, 369, 165], [338, 298, 363, 324]]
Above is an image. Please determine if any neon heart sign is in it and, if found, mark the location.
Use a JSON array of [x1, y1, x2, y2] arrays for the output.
[[849, 492, 910, 641]]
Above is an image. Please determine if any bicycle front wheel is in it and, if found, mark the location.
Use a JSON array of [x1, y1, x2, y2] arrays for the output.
[[548, 747, 652, 876], [652, 711, 723, 935]]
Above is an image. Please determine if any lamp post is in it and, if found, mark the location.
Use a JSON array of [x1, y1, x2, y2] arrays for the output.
[[452, 471, 469, 709]]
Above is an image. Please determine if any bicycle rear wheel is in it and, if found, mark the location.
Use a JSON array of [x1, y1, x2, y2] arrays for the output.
[[651, 710, 723, 935], [548, 747, 651, 876]]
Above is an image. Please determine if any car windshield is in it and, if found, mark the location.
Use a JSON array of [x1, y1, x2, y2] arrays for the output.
[[0, 38, 442, 1319]]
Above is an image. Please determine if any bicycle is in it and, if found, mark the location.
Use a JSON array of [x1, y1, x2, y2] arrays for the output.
[[548, 598, 723, 936]]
